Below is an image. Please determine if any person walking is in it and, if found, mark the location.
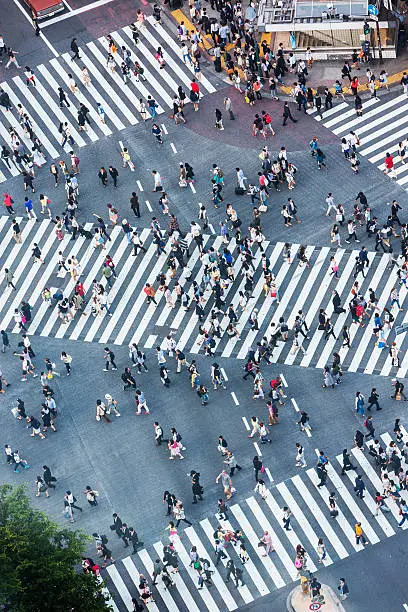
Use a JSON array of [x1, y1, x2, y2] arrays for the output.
[[338, 578, 350, 600], [296, 442, 307, 467], [70, 38, 81, 60], [103, 347, 117, 371], [341, 449, 356, 475], [282, 507, 292, 531], [282, 102, 297, 126], [354, 522, 369, 545], [354, 475, 366, 499], [259, 531, 274, 556], [43, 465, 57, 488]]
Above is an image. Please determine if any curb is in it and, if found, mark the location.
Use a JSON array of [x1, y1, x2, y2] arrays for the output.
[[287, 584, 346, 612]]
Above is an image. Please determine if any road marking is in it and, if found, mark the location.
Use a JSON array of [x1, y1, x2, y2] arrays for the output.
[[10, 0, 59, 57], [170, 142, 177, 154], [291, 398, 299, 412], [145, 200, 152, 212], [189, 182, 196, 193], [220, 367, 228, 381], [41, 0, 116, 26], [280, 373, 288, 387], [209, 223, 215, 234], [231, 391, 239, 405], [137, 180, 144, 192], [62, 0, 73, 10], [161, 123, 168, 134], [145, 334, 157, 348], [242, 416, 250, 430], [265, 467, 274, 482], [253, 442, 262, 457]]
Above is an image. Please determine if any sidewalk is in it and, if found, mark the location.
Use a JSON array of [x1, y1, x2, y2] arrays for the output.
[[170, 5, 408, 97], [287, 583, 346, 612]]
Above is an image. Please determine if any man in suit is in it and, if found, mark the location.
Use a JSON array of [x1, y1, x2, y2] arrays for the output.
[[110, 513, 123, 538]]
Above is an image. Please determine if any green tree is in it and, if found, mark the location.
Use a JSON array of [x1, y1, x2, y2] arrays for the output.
[[0, 484, 112, 611]]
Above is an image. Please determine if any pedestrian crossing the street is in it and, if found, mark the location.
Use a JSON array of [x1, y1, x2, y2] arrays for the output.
[[308, 92, 408, 189], [3, 216, 408, 376], [101, 426, 408, 611], [0, 17, 217, 183]]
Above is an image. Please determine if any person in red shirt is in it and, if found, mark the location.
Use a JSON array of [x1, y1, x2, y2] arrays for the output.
[[384, 152, 394, 176], [190, 78, 200, 94], [75, 281, 85, 297]]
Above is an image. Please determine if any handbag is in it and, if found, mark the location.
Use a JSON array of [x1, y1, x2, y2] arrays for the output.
[[260, 465, 265, 473], [11, 407, 19, 418]]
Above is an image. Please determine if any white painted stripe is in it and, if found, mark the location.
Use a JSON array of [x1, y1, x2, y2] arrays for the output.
[[348, 262, 399, 372], [332, 94, 408, 135], [265, 468, 274, 483], [27, 224, 93, 335], [39, 230, 98, 337], [296, 249, 346, 368], [94, 38, 163, 115], [359, 112, 408, 149], [168, 538, 221, 611], [1, 223, 60, 330], [263, 492, 317, 571], [106, 564, 134, 610], [337, 253, 388, 367], [118, 28, 175, 108], [170, 143, 177, 154], [41, 0, 116, 26], [231, 392, 239, 406], [185, 525, 238, 610], [99, 239, 157, 344], [360, 121, 408, 158], [68, 49, 136, 126], [237, 243, 299, 360], [97, 576, 120, 612], [291, 398, 299, 412], [145, 200, 153, 212], [83, 232, 137, 342], [323, 97, 379, 128], [122, 556, 160, 611], [253, 442, 262, 457], [199, 518, 254, 603], [48, 58, 103, 139], [335, 453, 394, 537], [137, 180, 144, 191], [403, 604, 408, 612], [211, 516, 269, 596], [147, 18, 216, 94], [14, 72, 85, 148], [144, 334, 157, 348], [276, 481, 332, 566], [222, 242, 284, 358], [246, 496, 298, 581], [315, 247, 368, 370], [242, 416, 250, 430], [351, 448, 403, 525], [151, 542, 201, 612], [0, 216, 21, 260], [0, 82, 59, 159], [161, 123, 168, 134], [63, 227, 122, 340], [209, 223, 215, 234], [308, 101, 349, 120], [10, 0, 59, 57], [220, 368, 228, 381], [307, 463, 362, 552], [230, 503, 285, 588], [60, 53, 125, 131], [0, 220, 48, 319], [292, 475, 348, 559], [271, 247, 330, 364], [190, 183, 196, 194], [280, 373, 288, 387], [394, 308, 408, 377]]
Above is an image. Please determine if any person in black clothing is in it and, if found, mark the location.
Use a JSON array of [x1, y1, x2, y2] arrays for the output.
[[70, 38, 81, 60], [253, 455, 263, 482], [391, 378, 408, 400], [121, 523, 130, 547], [355, 191, 368, 209], [316, 465, 327, 488], [121, 367, 136, 391], [163, 490, 176, 515], [58, 87, 70, 108], [103, 347, 117, 371], [191, 470, 203, 503], [340, 449, 356, 476], [42, 464, 57, 488], [129, 527, 144, 554], [324, 88, 333, 110], [332, 290, 346, 314], [367, 387, 381, 411], [98, 167, 108, 187], [109, 166, 119, 187], [130, 192, 140, 217], [110, 513, 123, 537], [391, 199, 403, 226], [282, 102, 297, 126]]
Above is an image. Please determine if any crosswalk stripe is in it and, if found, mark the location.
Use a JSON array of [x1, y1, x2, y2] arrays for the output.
[[322, 97, 379, 129], [99, 237, 157, 345], [151, 541, 201, 612], [117, 29, 176, 108], [185, 526, 239, 610], [137, 548, 181, 612], [98, 576, 120, 612], [359, 121, 408, 158], [351, 448, 404, 526], [106, 563, 134, 610], [230, 503, 285, 588], [122, 556, 160, 611], [292, 474, 348, 559], [359, 112, 408, 148], [335, 453, 395, 537], [306, 466, 361, 552], [246, 496, 298, 581], [0, 216, 22, 259], [307, 101, 348, 121], [15, 72, 86, 149], [297, 248, 346, 368], [200, 518, 253, 604], [214, 516, 270, 596], [170, 536, 221, 611], [262, 492, 318, 573], [47, 58, 102, 140], [223, 242, 284, 359], [1, 81, 60, 159], [94, 38, 163, 116], [147, 18, 216, 94], [334, 95, 408, 136]]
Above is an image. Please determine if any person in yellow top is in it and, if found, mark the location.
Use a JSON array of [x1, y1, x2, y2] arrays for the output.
[[354, 522, 369, 546]]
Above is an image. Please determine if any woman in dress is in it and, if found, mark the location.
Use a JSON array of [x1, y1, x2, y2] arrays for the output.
[[168, 440, 184, 460], [81, 67, 91, 87]]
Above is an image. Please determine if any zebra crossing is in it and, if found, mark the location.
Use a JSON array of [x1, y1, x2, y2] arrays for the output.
[[308, 92, 408, 189], [102, 426, 408, 611], [3, 216, 408, 375], [0, 17, 217, 183]]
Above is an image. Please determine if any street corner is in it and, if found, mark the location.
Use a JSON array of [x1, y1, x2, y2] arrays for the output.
[[288, 582, 345, 612], [181, 85, 340, 152]]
